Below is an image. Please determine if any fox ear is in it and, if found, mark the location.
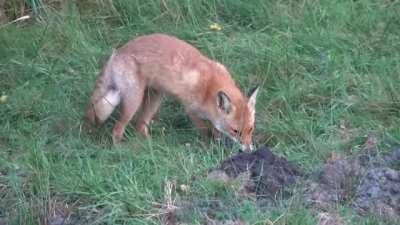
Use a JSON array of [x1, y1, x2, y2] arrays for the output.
[[247, 86, 259, 110], [217, 91, 232, 114]]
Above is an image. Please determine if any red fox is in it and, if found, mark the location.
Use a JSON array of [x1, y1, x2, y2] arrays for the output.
[[85, 33, 259, 151]]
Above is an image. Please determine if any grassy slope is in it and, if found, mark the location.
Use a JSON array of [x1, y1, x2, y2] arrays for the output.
[[1, 0, 400, 224]]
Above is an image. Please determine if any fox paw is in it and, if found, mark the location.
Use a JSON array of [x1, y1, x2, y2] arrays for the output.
[[112, 134, 123, 145], [112, 124, 124, 144], [135, 121, 149, 138]]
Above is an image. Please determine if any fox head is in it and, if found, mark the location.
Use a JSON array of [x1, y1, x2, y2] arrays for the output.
[[211, 86, 259, 151]]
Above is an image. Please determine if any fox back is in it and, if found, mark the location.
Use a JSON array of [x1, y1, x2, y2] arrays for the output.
[[85, 33, 259, 150]]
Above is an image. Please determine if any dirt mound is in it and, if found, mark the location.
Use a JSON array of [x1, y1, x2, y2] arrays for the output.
[[303, 157, 363, 210], [209, 147, 302, 198], [316, 212, 344, 225], [352, 167, 400, 218], [208, 144, 400, 220], [304, 147, 400, 219], [355, 148, 400, 218]]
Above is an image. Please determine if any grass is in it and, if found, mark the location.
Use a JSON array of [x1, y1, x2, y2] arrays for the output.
[[1, 0, 400, 224]]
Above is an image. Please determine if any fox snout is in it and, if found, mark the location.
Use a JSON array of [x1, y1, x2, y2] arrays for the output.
[[241, 143, 254, 152], [239, 137, 254, 152]]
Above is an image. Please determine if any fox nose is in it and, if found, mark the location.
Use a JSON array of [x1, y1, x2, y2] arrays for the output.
[[241, 144, 254, 152]]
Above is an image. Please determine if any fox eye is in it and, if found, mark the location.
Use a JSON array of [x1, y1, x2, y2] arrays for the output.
[[231, 128, 239, 134]]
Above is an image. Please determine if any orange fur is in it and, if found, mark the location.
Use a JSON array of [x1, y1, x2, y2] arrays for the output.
[[85, 33, 259, 150]]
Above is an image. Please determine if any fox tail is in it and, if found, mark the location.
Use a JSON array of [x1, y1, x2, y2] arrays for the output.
[[85, 50, 121, 124]]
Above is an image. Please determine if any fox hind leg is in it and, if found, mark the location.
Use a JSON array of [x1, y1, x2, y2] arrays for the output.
[[112, 84, 145, 144], [135, 88, 163, 138]]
